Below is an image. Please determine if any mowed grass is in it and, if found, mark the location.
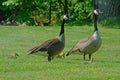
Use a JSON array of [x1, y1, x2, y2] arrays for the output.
[[0, 25, 120, 80]]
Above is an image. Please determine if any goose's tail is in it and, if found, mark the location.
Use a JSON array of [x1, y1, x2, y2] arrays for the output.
[[66, 46, 78, 56], [27, 46, 47, 54]]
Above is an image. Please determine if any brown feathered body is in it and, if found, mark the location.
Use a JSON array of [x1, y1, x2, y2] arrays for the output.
[[28, 15, 68, 61], [28, 34, 65, 61], [66, 31, 102, 60], [7, 53, 19, 59], [66, 1, 102, 60]]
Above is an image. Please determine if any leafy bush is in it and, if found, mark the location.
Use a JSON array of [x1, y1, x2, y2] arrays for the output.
[[69, 0, 92, 21], [0, 0, 93, 25]]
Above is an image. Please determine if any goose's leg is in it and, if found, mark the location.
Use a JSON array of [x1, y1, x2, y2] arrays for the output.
[[78, 50, 85, 60], [48, 55, 52, 61], [51, 56, 54, 60], [83, 53, 86, 60], [89, 54, 92, 60]]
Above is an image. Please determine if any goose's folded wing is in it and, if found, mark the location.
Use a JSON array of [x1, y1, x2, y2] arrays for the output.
[[36, 38, 60, 51], [72, 36, 90, 48], [79, 36, 90, 43], [28, 38, 58, 53]]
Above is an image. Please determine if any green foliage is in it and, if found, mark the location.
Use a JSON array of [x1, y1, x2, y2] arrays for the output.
[[69, 0, 92, 21], [14, 11, 34, 24], [0, 0, 93, 25], [2, 0, 19, 6], [1, 0, 20, 11]]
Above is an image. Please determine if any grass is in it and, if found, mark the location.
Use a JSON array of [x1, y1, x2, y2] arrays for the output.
[[99, 17, 120, 29], [0, 25, 120, 80]]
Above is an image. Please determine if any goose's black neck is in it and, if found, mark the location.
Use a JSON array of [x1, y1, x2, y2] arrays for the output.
[[94, 14, 98, 31], [93, 0, 98, 32], [59, 19, 65, 36]]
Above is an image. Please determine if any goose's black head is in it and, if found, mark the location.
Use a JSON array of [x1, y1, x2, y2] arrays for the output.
[[63, 14, 69, 20], [94, 9, 103, 16]]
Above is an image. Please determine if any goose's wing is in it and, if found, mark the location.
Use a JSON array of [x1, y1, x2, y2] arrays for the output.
[[73, 36, 91, 49], [28, 38, 58, 54], [66, 36, 90, 55], [47, 39, 60, 47], [79, 36, 91, 43]]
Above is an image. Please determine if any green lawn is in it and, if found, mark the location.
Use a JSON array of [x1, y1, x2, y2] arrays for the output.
[[0, 25, 120, 80]]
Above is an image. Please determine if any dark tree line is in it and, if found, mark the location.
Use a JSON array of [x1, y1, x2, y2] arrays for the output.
[[0, 0, 120, 26], [0, 0, 93, 26]]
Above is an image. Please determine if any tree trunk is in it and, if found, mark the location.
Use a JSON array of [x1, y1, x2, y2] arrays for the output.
[[58, 0, 68, 14], [64, 0, 68, 14], [48, 0, 52, 24]]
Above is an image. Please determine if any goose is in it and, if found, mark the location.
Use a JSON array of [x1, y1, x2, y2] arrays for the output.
[[27, 14, 69, 61], [66, 1, 102, 60], [7, 53, 19, 59]]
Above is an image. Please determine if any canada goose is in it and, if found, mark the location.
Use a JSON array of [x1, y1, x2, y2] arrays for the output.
[[66, 0, 102, 60], [7, 53, 19, 59], [28, 14, 69, 61]]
